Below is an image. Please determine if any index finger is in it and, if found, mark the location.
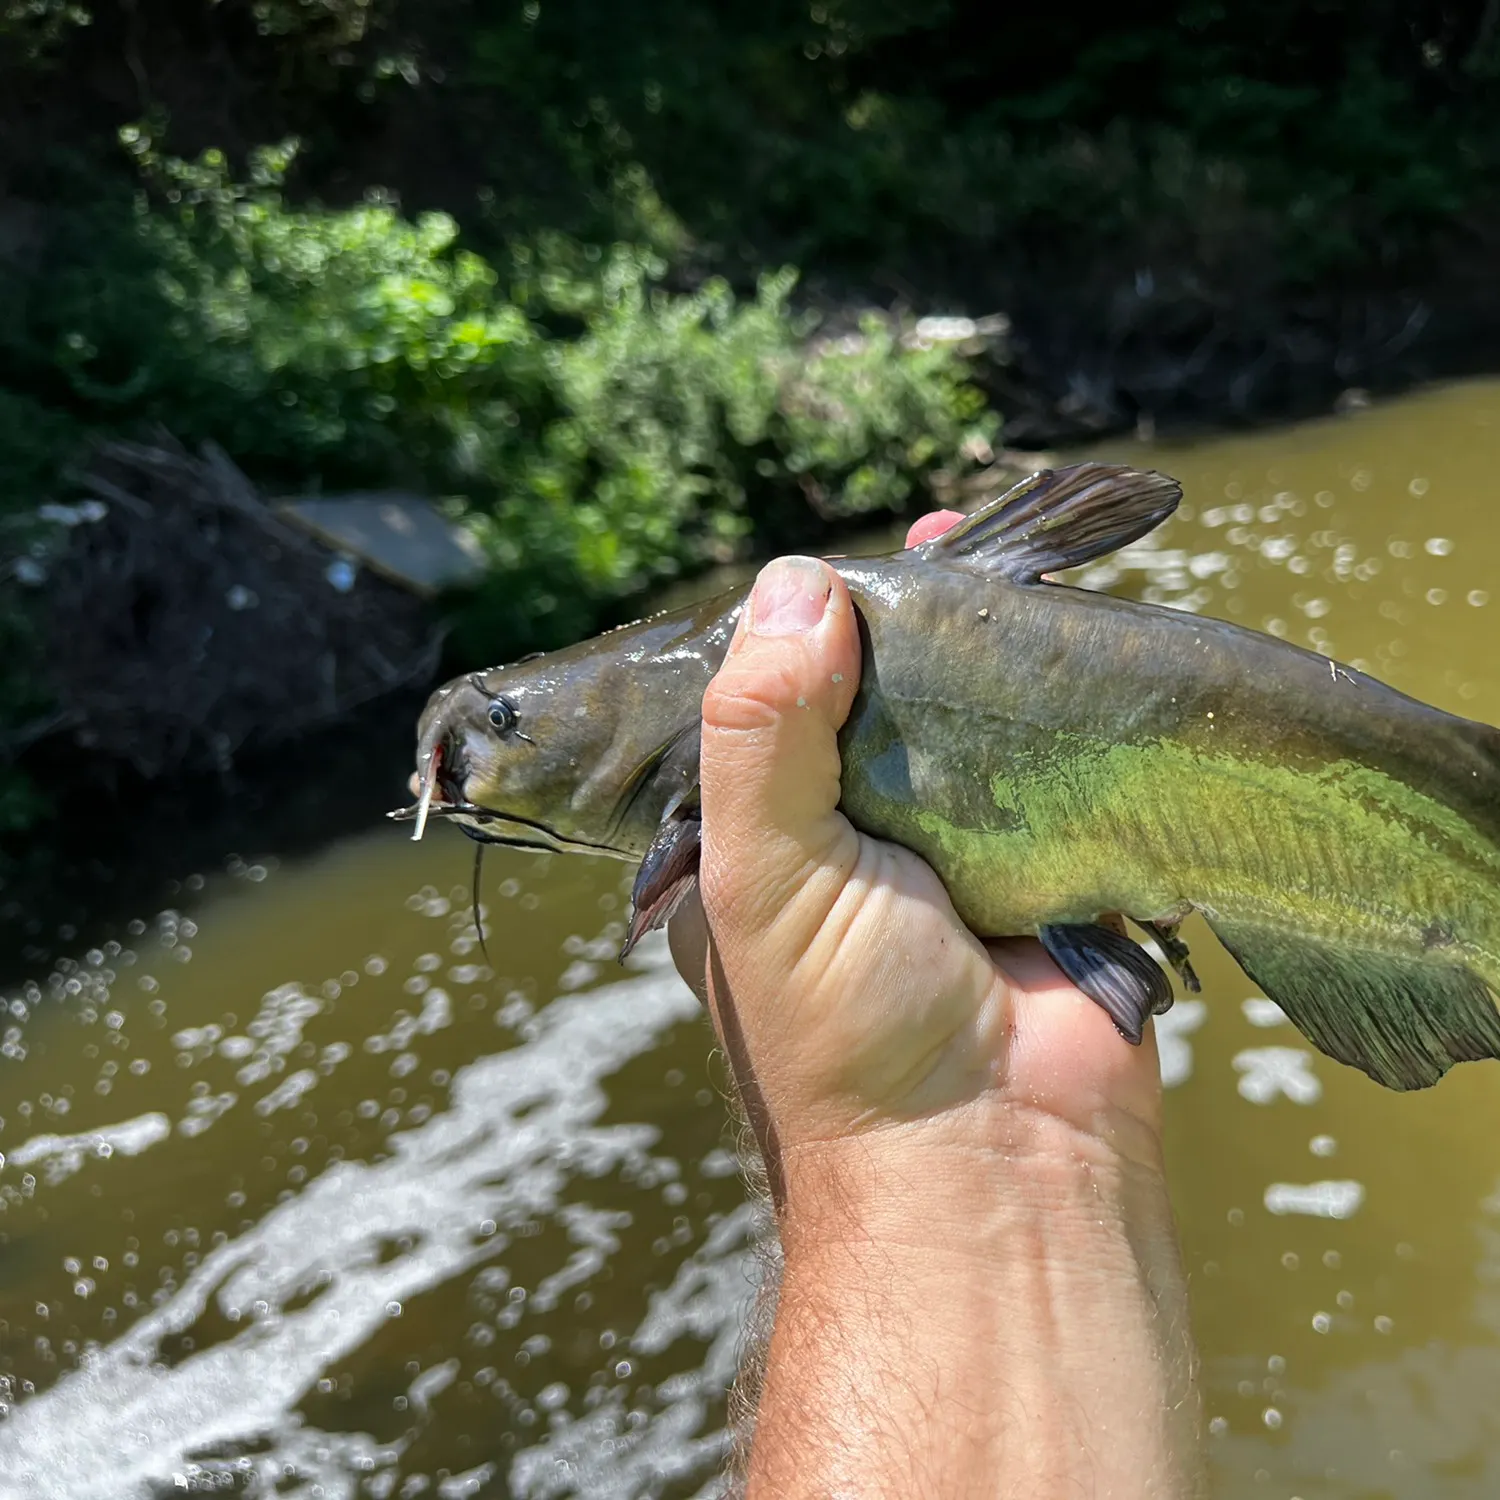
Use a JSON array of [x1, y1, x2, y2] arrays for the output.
[[904, 510, 966, 548]]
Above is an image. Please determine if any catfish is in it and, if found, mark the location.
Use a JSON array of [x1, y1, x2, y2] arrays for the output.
[[393, 464, 1500, 1091]]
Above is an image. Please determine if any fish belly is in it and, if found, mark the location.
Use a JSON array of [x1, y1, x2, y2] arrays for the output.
[[847, 714, 1497, 953]]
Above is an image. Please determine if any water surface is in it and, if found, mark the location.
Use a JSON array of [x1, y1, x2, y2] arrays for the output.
[[5, 380, 1500, 1496]]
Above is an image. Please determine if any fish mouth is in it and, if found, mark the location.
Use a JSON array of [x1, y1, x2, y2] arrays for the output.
[[387, 799, 629, 859]]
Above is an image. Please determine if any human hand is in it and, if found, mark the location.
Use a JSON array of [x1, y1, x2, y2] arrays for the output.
[[668, 509, 1168, 1178], [667, 511, 1202, 1499]]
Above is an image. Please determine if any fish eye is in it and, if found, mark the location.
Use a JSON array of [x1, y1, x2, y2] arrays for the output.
[[487, 696, 520, 736]]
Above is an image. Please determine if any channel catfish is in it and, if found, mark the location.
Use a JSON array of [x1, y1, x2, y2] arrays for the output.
[[393, 464, 1500, 1091]]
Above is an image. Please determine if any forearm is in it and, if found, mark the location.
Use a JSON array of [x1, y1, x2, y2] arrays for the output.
[[743, 1109, 1203, 1500]]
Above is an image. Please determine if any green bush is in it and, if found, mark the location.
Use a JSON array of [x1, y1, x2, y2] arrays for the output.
[[0, 136, 996, 826]]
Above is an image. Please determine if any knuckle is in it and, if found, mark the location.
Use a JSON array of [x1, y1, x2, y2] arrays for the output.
[[701, 659, 806, 736]]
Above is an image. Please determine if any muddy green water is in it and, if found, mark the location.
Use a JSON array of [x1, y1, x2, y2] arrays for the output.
[[4, 381, 1500, 1498]]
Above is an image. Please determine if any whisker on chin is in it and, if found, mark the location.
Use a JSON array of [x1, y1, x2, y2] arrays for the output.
[[472, 842, 490, 961], [388, 801, 476, 823]]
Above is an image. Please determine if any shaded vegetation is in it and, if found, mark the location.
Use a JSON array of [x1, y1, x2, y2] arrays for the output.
[[5, 0, 1500, 831]]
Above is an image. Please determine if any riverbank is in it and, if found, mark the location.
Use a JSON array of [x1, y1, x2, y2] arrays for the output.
[[10, 0, 1500, 853]]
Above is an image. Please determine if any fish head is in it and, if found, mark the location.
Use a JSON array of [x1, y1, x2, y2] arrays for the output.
[[394, 594, 738, 857], [397, 657, 625, 856]]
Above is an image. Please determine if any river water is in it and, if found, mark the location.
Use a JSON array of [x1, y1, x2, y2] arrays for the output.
[[4, 380, 1500, 1497]]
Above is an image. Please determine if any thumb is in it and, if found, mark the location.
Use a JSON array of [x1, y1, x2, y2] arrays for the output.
[[697, 556, 862, 943]]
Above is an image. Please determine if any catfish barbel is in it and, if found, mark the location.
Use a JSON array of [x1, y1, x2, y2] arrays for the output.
[[392, 464, 1500, 1091]]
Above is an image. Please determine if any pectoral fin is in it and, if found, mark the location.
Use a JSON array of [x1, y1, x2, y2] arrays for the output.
[[621, 805, 701, 960], [1204, 915, 1500, 1090], [1038, 922, 1174, 1045], [918, 463, 1182, 582]]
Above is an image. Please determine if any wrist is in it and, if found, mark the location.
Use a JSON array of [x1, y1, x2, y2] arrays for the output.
[[781, 1083, 1167, 1225], [750, 1106, 1202, 1499], [779, 1099, 1176, 1277]]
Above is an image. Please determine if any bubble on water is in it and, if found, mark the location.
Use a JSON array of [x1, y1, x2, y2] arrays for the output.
[[1264, 1180, 1365, 1219], [1263, 1407, 1283, 1429], [1208, 1416, 1229, 1436], [1234, 1047, 1322, 1104], [558, 961, 600, 992], [1155, 999, 1206, 1088], [1374, 1315, 1393, 1334], [406, 887, 451, 918], [178, 1092, 238, 1140], [172, 1024, 220, 1051], [1426, 587, 1448, 605], [1312, 1311, 1332, 1333], [1409, 477, 1430, 497], [1424, 536, 1453, 556], [536, 1382, 570, 1413], [1309, 1134, 1338, 1157], [254, 1070, 318, 1118], [1469, 589, 1490, 607]]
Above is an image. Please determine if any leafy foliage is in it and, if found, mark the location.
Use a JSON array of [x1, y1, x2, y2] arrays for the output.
[[0, 134, 993, 826], [450, 0, 1498, 284], [4, 0, 1499, 831]]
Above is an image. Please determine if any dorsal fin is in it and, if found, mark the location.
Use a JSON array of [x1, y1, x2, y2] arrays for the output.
[[917, 463, 1182, 582]]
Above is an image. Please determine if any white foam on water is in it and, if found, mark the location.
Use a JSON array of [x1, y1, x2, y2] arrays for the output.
[[5, 1111, 172, 1184], [509, 1203, 761, 1500], [1233, 1046, 1323, 1105], [1241, 997, 1288, 1028], [1156, 999, 1207, 1089], [1263, 1180, 1366, 1219], [0, 951, 727, 1500]]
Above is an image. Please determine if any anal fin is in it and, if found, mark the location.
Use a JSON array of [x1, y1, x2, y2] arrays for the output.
[[1038, 923, 1174, 1046], [1203, 915, 1500, 1091]]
